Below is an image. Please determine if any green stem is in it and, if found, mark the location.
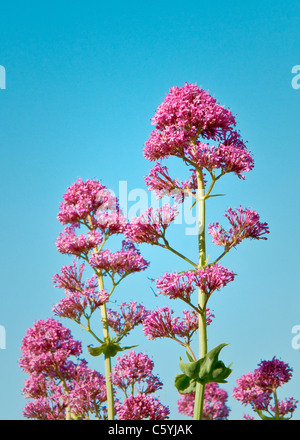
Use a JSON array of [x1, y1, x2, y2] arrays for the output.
[[160, 238, 198, 268], [98, 274, 115, 420], [193, 168, 208, 420]]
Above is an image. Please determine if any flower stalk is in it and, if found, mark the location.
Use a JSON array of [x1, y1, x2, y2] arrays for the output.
[[97, 273, 115, 420], [193, 168, 207, 420]]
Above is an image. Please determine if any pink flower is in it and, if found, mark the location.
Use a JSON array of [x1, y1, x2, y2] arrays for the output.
[[19, 319, 82, 375], [232, 370, 271, 411], [143, 83, 237, 162], [177, 383, 230, 419], [95, 209, 128, 236], [156, 265, 234, 301], [106, 302, 149, 336], [156, 271, 196, 301], [143, 307, 214, 342], [89, 240, 149, 276], [52, 289, 109, 322], [56, 225, 102, 256], [57, 178, 107, 225], [116, 394, 170, 420], [143, 83, 254, 183], [23, 396, 67, 420], [255, 357, 293, 390], [111, 350, 163, 395], [270, 398, 298, 416], [52, 259, 86, 293], [144, 162, 198, 203], [125, 204, 179, 245], [233, 357, 297, 418], [208, 206, 269, 248], [52, 259, 109, 321], [186, 142, 254, 179], [192, 264, 235, 297], [22, 360, 108, 420]]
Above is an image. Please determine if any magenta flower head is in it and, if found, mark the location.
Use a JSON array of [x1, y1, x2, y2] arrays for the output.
[[156, 264, 234, 302], [209, 206, 270, 249], [233, 357, 298, 420], [56, 225, 103, 256], [144, 83, 237, 161], [106, 302, 149, 336], [143, 83, 254, 182], [144, 162, 198, 203], [57, 178, 106, 225], [111, 350, 163, 395], [19, 318, 82, 375], [143, 307, 214, 342], [116, 394, 170, 420], [177, 382, 230, 420], [125, 204, 179, 245], [89, 240, 149, 277]]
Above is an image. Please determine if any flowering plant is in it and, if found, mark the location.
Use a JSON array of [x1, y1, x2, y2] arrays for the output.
[[233, 357, 298, 420], [19, 83, 297, 421], [125, 82, 270, 420]]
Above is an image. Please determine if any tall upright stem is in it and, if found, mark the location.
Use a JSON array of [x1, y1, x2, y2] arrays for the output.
[[98, 274, 115, 420], [193, 169, 208, 420]]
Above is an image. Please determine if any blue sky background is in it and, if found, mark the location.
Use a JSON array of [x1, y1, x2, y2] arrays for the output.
[[0, 0, 299, 420]]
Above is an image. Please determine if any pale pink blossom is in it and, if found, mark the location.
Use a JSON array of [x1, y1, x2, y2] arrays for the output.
[[111, 350, 163, 395], [143, 307, 214, 342], [233, 357, 298, 419], [177, 382, 230, 420], [125, 204, 179, 245], [208, 206, 269, 248], [57, 178, 106, 225], [116, 394, 170, 420], [89, 240, 149, 276], [106, 302, 149, 336], [56, 225, 102, 256], [156, 264, 234, 302]]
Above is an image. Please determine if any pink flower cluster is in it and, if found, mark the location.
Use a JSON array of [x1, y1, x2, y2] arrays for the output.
[[20, 319, 108, 420], [156, 264, 235, 302], [125, 204, 179, 245], [144, 83, 237, 161], [112, 350, 169, 420], [52, 260, 109, 322], [144, 162, 198, 203], [19, 318, 82, 375], [209, 206, 270, 249], [57, 178, 127, 235], [89, 240, 149, 277], [177, 382, 230, 420], [106, 302, 149, 336], [143, 83, 253, 180], [233, 357, 298, 419], [143, 307, 214, 342], [57, 178, 106, 225], [56, 225, 103, 256], [116, 394, 170, 420], [111, 350, 163, 395], [185, 142, 254, 179]]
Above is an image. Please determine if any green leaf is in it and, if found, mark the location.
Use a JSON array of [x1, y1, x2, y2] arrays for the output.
[[87, 345, 105, 357], [88, 342, 137, 358], [179, 357, 200, 378], [174, 374, 197, 394], [185, 351, 195, 363], [174, 343, 233, 393]]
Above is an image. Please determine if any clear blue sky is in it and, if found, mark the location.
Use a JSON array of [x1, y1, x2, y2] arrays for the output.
[[0, 0, 299, 420]]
